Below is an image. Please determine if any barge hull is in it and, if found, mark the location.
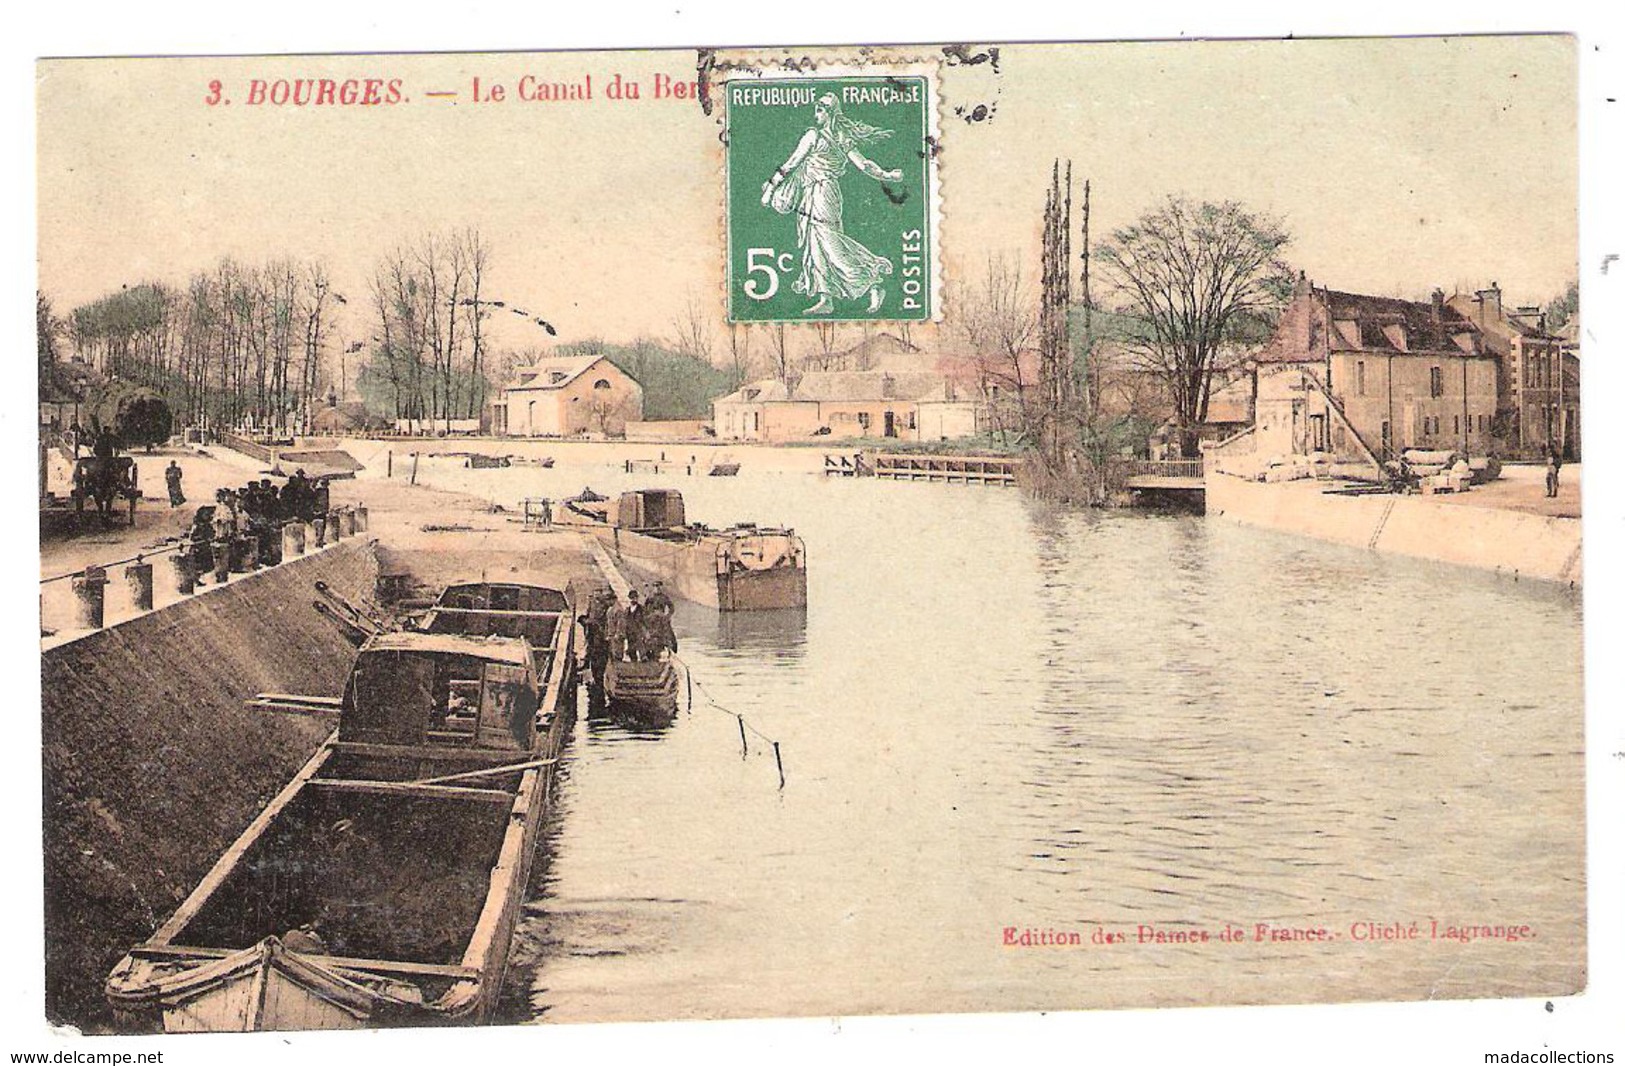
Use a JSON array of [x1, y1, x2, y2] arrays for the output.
[[600, 526, 807, 611]]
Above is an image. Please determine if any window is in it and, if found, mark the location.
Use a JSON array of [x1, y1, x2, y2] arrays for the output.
[[1356, 361, 1366, 397], [549, 372, 568, 384], [593, 378, 612, 390], [1453, 415, 1460, 436], [857, 412, 871, 431], [1430, 366, 1444, 398]]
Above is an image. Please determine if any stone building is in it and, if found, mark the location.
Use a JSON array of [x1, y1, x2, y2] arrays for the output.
[[1447, 285, 1580, 459], [489, 354, 643, 437], [1249, 278, 1497, 464], [712, 369, 982, 443]]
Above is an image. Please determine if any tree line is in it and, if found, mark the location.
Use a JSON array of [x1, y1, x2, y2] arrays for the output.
[[359, 229, 495, 426], [52, 257, 336, 435]]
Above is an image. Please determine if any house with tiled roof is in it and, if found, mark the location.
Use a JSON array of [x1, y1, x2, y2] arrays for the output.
[[712, 368, 982, 442], [489, 354, 643, 437], [1248, 276, 1496, 464], [1446, 285, 1579, 459]]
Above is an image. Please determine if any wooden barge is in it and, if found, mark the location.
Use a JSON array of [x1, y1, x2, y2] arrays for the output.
[[561, 489, 807, 612], [106, 585, 578, 1032]]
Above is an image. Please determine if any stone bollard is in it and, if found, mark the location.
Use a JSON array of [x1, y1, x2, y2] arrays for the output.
[[213, 541, 232, 584], [310, 516, 326, 548], [326, 511, 343, 544], [126, 560, 155, 612], [261, 529, 282, 567], [354, 504, 368, 532], [168, 552, 196, 595], [340, 508, 357, 538], [72, 566, 108, 630], [232, 534, 256, 572], [284, 522, 306, 558]]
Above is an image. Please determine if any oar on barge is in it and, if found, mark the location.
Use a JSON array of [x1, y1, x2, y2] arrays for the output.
[[106, 589, 578, 1033]]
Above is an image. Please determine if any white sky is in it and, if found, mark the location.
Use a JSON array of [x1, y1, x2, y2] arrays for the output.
[[36, 36, 1577, 356]]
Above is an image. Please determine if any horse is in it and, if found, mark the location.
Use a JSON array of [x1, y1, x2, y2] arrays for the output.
[[71, 456, 140, 526]]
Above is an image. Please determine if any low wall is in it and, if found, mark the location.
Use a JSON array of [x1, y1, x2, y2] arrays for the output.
[[40, 539, 380, 1030], [1205, 474, 1582, 585]]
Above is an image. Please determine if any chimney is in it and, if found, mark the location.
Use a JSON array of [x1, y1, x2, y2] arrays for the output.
[[1431, 288, 1445, 323]]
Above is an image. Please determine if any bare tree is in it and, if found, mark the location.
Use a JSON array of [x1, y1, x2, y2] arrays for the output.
[[767, 322, 790, 384], [951, 252, 1038, 444], [298, 262, 333, 434], [1096, 196, 1292, 453], [811, 321, 839, 369], [725, 321, 753, 389], [672, 292, 714, 366], [461, 228, 491, 420]]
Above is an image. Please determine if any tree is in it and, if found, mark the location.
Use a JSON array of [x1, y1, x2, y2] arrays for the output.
[[38, 291, 61, 389], [1096, 196, 1292, 453], [767, 323, 790, 384], [725, 321, 754, 389], [93, 381, 172, 452], [672, 292, 714, 366], [951, 253, 1038, 444], [1545, 280, 1579, 332]]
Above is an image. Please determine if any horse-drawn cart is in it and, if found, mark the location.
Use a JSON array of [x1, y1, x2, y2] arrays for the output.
[[69, 456, 142, 526]]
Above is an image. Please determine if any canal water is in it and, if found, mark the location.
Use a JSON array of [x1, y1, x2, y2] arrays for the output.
[[397, 455, 1585, 1022]]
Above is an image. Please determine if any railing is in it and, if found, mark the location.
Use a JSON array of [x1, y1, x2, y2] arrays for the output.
[[218, 432, 280, 463], [1115, 458, 1204, 480], [872, 454, 1020, 485]]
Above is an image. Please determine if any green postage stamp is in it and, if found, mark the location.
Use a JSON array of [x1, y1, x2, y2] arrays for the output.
[[725, 72, 937, 323]]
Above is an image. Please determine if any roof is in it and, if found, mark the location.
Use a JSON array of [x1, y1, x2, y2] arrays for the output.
[[1319, 289, 1476, 353], [717, 369, 966, 405], [1257, 285, 1482, 364], [790, 370, 953, 403], [274, 449, 364, 478], [1444, 292, 1561, 342], [715, 379, 791, 404], [361, 631, 533, 666], [506, 354, 623, 392]]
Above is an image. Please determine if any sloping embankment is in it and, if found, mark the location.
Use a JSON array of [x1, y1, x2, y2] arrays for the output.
[[1206, 474, 1583, 584], [41, 540, 380, 1030]]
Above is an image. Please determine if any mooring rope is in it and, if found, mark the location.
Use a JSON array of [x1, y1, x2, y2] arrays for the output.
[[674, 655, 786, 789]]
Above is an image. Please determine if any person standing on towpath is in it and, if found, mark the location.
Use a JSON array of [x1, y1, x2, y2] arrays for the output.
[[164, 460, 185, 507]]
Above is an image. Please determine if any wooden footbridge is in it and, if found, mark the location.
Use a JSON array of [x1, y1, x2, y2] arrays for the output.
[[1114, 458, 1205, 493], [824, 453, 1020, 486]]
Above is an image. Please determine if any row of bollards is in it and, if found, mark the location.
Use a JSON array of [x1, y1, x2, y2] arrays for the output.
[[65, 503, 370, 632]]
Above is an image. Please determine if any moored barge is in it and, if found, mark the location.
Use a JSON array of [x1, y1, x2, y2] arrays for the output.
[[560, 488, 807, 611], [106, 588, 578, 1032]]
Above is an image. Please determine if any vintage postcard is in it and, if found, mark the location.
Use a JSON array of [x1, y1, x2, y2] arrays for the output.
[[20, 23, 1617, 1061]]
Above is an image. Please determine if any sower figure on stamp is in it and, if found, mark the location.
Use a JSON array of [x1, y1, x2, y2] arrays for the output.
[[761, 92, 902, 315]]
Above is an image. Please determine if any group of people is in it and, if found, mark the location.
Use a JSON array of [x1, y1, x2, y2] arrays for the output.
[[581, 581, 679, 685], [181, 469, 332, 581]]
